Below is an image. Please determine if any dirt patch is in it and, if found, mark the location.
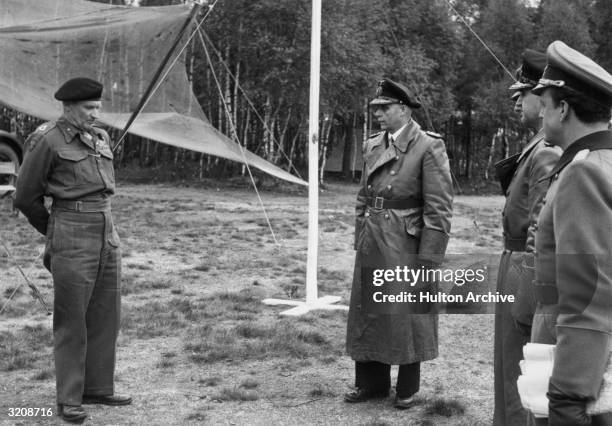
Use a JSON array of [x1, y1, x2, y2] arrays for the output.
[[0, 182, 504, 425]]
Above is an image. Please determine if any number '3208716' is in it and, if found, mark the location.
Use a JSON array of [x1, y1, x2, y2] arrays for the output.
[[7, 407, 53, 417]]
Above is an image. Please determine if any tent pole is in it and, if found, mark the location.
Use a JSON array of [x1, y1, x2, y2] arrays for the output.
[[113, 3, 202, 153]]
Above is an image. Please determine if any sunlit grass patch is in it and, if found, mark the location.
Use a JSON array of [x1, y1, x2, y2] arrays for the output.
[[0, 324, 52, 371], [212, 387, 259, 402]]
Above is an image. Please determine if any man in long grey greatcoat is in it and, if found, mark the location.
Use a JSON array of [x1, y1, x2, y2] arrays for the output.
[[345, 78, 453, 409], [493, 49, 561, 426]]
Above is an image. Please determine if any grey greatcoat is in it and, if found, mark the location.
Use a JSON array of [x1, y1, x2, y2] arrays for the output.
[[346, 119, 453, 365]]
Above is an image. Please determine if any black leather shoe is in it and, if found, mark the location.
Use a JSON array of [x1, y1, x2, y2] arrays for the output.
[[344, 388, 389, 403], [57, 404, 87, 424], [82, 394, 133, 406], [394, 395, 416, 409]]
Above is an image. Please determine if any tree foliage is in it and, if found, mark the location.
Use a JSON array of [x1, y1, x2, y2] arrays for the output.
[[4, 0, 612, 188]]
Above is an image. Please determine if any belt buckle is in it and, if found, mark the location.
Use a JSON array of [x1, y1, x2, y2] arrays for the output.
[[374, 196, 384, 209], [75, 200, 82, 212]]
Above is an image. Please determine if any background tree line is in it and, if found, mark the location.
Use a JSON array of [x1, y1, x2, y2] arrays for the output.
[[4, 0, 612, 189]]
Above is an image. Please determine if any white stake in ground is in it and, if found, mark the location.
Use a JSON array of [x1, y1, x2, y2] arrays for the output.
[[263, 0, 348, 316]]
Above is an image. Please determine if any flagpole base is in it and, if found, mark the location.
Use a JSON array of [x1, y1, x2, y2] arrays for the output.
[[263, 295, 348, 316]]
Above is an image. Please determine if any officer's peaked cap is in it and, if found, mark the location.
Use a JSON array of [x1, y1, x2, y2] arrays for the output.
[[509, 49, 547, 92], [532, 41, 612, 106], [369, 78, 421, 109], [55, 77, 103, 102]]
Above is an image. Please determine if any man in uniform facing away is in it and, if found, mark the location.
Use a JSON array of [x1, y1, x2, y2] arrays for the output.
[[15, 78, 131, 424], [493, 49, 561, 426], [345, 78, 453, 409], [528, 41, 612, 425]]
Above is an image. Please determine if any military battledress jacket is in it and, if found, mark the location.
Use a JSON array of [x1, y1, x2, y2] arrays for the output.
[[532, 130, 612, 425], [346, 119, 453, 365], [14, 118, 116, 235]]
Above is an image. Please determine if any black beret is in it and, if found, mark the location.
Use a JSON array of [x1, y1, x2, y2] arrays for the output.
[[532, 41, 612, 107], [54, 77, 103, 102], [369, 78, 421, 109], [509, 49, 547, 92]]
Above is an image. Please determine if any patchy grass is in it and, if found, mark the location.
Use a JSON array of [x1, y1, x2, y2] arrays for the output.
[[199, 376, 221, 387], [30, 368, 54, 381], [308, 383, 335, 397], [1, 183, 502, 425], [212, 387, 259, 402], [239, 378, 259, 389], [0, 324, 53, 371], [184, 411, 208, 422], [185, 318, 337, 364], [424, 398, 466, 417]]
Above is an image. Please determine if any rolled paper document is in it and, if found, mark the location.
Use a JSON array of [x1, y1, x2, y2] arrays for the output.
[[523, 342, 555, 361], [517, 343, 612, 416]]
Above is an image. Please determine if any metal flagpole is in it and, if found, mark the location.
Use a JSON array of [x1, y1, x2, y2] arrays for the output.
[[263, 0, 347, 316], [305, 0, 321, 305]]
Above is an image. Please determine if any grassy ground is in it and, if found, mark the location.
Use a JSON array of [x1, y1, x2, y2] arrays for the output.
[[0, 180, 505, 425]]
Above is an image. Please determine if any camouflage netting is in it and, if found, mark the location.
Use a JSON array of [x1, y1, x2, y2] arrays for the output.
[[0, 0, 306, 185]]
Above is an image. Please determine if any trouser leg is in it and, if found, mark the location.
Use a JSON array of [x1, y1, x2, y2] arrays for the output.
[[396, 362, 420, 398], [51, 211, 103, 406], [494, 251, 530, 426], [355, 361, 391, 394], [84, 216, 121, 396]]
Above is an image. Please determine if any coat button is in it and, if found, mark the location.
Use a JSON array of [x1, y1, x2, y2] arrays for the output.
[[390, 170, 396, 176], [384, 214, 389, 219], [541, 197, 546, 204], [368, 184, 372, 189], [365, 212, 370, 218], [395, 156, 399, 160], [387, 184, 392, 190]]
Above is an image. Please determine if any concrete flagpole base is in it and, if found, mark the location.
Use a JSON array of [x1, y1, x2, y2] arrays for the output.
[[263, 295, 348, 316]]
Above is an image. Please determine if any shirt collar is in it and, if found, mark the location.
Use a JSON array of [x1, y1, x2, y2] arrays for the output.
[[390, 123, 408, 142]]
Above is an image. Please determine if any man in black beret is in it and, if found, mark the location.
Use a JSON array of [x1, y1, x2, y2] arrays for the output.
[[15, 77, 131, 424], [527, 41, 612, 425], [493, 49, 561, 426], [345, 78, 453, 409]]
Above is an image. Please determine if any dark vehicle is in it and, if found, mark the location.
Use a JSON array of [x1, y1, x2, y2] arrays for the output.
[[0, 127, 22, 195]]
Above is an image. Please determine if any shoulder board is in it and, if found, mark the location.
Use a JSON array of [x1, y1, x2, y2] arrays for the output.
[[33, 121, 57, 136], [368, 131, 382, 139], [425, 131, 443, 139], [27, 121, 56, 151]]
